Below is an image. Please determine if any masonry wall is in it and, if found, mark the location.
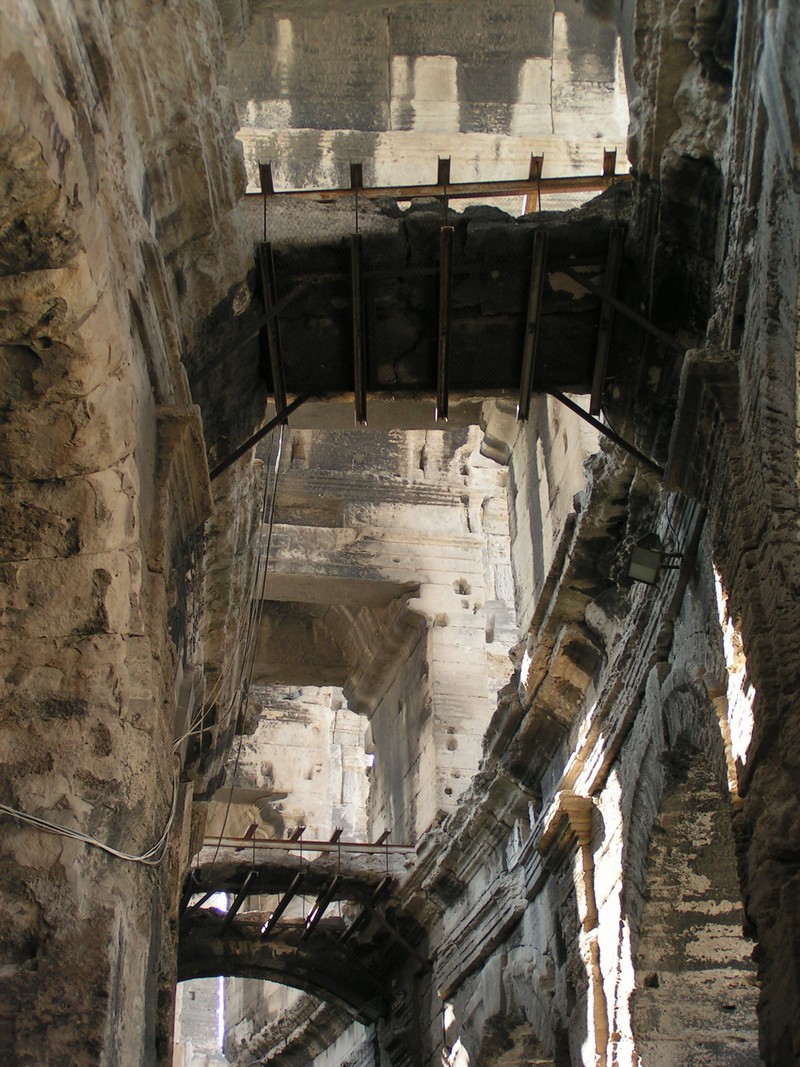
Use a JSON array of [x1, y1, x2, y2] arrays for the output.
[[0, 3, 253, 1062]]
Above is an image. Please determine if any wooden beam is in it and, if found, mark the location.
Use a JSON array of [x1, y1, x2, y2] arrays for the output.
[[517, 229, 548, 421], [350, 234, 368, 425], [590, 226, 625, 416], [436, 225, 454, 422]]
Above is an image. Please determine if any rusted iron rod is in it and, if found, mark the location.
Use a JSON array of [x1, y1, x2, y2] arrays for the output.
[[209, 393, 312, 481], [590, 226, 625, 416], [203, 834, 413, 856], [350, 234, 368, 425], [560, 266, 686, 355], [436, 225, 454, 422], [246, 173, 629, 203], [258, 243, 288, 417], [517, 229, 548, 422], [261, 870, 304, 939], [547, 390, 665, 478]]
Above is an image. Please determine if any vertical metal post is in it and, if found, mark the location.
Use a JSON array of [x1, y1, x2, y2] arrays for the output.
[[350, 234, 368, 425], [436, 225, 454, 422], [258, 242, 287, 419], [590, 226, 625, 416], [517, 229, 548, 421]]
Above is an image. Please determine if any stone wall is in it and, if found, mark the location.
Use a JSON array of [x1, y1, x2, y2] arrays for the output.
[[219, 0, 628, 193], [0, 2, 255, 1062]]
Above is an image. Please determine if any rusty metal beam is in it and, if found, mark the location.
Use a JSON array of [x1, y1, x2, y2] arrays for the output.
[[246, 171, 629, 203], [350, 234, 368, 425], [590, 226, 625, 416], [209, 393, 312, 481], [301, 876, 341, 940], [258, 162, 275, 195], [203, 835, 412, 856], [523, 154, 544, 214], [559, 266, 686, 354], [181, 888, 215, 919], [548, 390, 665, 477], [261, 871, 304, 938], [517, 229, 548, 422], [436, 225, 454, 422], [221, 870, 256, 935], [258, 243, 288, 417]]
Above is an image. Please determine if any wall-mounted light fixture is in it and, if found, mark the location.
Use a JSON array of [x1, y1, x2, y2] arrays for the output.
[[628, 541, 682, 585]]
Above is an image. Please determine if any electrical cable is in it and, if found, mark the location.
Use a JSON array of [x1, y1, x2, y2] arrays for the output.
[[0, 759, 180, 867], [0, 427, 286, 871], [208, 424, 285, 868]]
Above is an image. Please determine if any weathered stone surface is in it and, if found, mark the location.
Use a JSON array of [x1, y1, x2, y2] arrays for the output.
[[2, 2, 799, 1067]]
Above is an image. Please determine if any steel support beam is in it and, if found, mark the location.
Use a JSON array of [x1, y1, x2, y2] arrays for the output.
[[258, 242, 288, 417], [209, 393, 311, 481], [247, 171, 629, 203], [590, 226, 625, 415], [548, 390, 665, 477], [560, 267, 686, 354], [261, 871, 304, 938], [517, 229, 548, 421], [301, 876, 341, 940], [221, 870, 256, 935], [436, 225, 454, 422], [350, 234, 368, 425]]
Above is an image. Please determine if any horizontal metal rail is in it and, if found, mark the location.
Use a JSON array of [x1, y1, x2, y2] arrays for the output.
[[203, 835, 414, 856], [246, 172, 630, 203]]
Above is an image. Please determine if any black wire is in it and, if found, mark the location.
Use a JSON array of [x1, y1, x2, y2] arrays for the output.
[[209, 427, 284, 868]]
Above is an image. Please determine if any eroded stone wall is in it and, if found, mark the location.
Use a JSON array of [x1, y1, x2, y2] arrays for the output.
[[0, 2, 255, 1062]]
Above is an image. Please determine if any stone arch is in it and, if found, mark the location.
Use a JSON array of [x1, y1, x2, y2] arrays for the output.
[[629, 680, 760, 1066], [178, 912, 386, 1025]]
